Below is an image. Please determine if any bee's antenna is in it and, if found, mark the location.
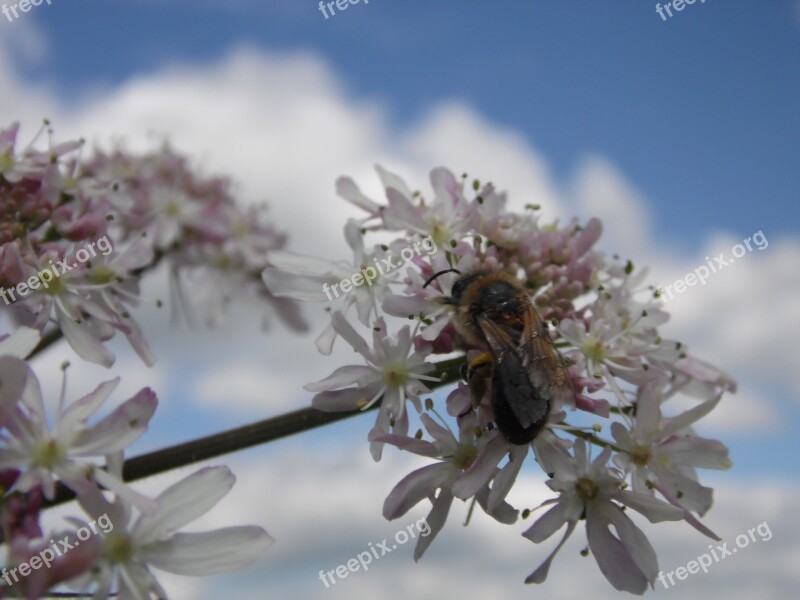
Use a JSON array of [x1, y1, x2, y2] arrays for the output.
[[423, 268, 461, 289]]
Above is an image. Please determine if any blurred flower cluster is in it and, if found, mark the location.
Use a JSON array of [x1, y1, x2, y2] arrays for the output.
[[0, 121, 295, 599], [263, 165, 736, 594]]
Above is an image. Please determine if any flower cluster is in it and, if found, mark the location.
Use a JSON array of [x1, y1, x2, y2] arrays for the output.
[[1, 121, 298, 599], [0, 120, 305, 368], [263, 165, 735, 593]]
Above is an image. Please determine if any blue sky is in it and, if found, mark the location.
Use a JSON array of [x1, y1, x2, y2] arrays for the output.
[[27, 0, 800, 246], [2, 1, 799, 599]]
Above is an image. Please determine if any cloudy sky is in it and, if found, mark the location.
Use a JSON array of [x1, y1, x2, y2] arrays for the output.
[[2, 1, 799, 598]]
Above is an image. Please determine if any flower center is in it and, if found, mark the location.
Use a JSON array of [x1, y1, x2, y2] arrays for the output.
[[104, 532, 135, 564], [382, 361, 409, 387], [231, 220, 249, 238], [163, 200, 181, 218], [581, 336, 605, 362], [214, 253, 234, 270], [630, 444, 651, 466], [575, 477, 599, 501], [89, 264, 116, 285], [40, 275, 66, 296], [452, 444, 478, 470], [428, 220, 452, 249], [31, 438, 66, 469]]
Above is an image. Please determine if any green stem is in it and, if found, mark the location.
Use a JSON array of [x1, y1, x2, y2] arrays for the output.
[[45, 356, 465, 507], [559, 425, 625, 453]]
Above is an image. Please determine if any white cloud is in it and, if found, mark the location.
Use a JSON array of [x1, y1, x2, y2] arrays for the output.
[[654, 234, 800, 403], [193, 360, 307, 415], [402, 102, 566, 220], [571, 154, 655, 257]]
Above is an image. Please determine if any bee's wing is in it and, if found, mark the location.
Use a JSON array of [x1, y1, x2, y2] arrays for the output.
[[518, 303, 573, 405], [476, 313, 550, 429]]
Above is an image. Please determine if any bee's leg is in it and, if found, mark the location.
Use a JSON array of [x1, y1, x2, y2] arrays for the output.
[[462, 352, 493, 412], [464, 352, 493, 382]]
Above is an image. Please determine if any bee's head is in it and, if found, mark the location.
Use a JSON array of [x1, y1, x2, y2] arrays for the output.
[[423, 268, 461, 305], [423, 269, 491, 306]]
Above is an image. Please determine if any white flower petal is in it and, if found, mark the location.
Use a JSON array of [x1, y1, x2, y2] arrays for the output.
[[141, 527, 273, 575], [336, 176, 380, 213], [657, 436, 732, 470], [475, 485, 519, 524], [586, 502, 648, 594], [413, 488, 453, 561], [311, 387, 373, 411], [383, 463, 453, 520], [368, 428, 440, 457], [451, 434, 507, 499], [331, 311, 374, 360], [71, 387, 157, 454], [375, 164, 413, 199], [0, 355, 30, 410], [523, 495, 581, 543], [264, 251, 339, 277], [57, 306, 115, 367], [0, 326, 41, 359], [262, 268, 330, 302], [57, 378, 120, 437], [134, 466, 234, 544], [92, 469, 158, 514], [661, 394, 722, 437], [525, 520, 577, 584], [605, 503, 660, 584], [614, 490, 684, 523], [304, 365, 376, 392], [652, 466, 713, 515], [488, 444, 527, 511]]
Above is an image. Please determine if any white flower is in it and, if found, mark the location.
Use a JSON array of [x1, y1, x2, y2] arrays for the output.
[[611, 384, 730, 536], [305, 314, 437, 460], [371, 411, 518, 560], [75, 466, 274, 600], [523, 439, 682, 594], [381, 167, 478, 248], [0, 356, 156, 509], [263, 220, 394, 354]]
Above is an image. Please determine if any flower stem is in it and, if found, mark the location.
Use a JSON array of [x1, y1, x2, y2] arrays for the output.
[[559, 425, 625, 453], [45, 355, 465, 507]]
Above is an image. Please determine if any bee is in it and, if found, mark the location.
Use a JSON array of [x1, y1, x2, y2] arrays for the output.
[[424, 268, 573, 445]]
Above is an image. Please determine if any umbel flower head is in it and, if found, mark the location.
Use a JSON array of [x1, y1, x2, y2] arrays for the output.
[[263, 165, 735, 593], [0, 120, 306, 369]]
